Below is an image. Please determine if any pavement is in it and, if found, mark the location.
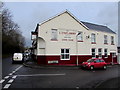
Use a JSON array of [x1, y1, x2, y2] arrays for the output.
[[23, 59, 120, 88]]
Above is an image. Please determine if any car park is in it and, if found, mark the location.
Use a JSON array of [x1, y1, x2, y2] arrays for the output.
[[12, 53, 24, 63], [81, 58, 107, 70]]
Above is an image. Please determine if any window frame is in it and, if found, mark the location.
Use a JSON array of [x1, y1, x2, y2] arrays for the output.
[[77, 32, 83, 42], [98, 48, 102, 58], [61, 49, 70, 60], [111, 36, 114, 45], [104, 49, 108, 58], [51, 29, 58, 41], [91, 48, 96, 58], [91, 33, 96, 44], [104, 35, 108, 44]]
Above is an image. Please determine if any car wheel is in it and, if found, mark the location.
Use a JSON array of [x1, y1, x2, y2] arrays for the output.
[[90, 66, 94, 70], [103, 65, 107, 70]]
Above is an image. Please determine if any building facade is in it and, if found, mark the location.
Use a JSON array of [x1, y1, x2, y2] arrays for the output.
[[31, 10, 118, 65]]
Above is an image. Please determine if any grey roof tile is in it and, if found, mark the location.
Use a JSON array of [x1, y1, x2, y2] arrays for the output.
[[81, 21, 116, 34]]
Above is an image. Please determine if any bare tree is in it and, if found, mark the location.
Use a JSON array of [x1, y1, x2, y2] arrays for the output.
[[1, 2, 25, 54]]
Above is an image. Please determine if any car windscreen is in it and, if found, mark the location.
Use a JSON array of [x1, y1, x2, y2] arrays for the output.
[[87, 59, 94, 62]]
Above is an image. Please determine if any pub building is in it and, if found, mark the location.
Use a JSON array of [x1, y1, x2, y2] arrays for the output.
[[31, 10, 118, 65]]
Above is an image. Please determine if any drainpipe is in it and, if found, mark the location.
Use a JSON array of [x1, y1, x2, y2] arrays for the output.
[[76, 32, 79, 66]]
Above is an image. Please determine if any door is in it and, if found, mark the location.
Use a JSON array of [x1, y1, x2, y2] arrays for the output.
[[94, 59, 101, 68]]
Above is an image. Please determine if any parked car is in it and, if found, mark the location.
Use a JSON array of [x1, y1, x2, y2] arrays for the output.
[[12, 53, 24, 63], [81, 58, 107, 70]]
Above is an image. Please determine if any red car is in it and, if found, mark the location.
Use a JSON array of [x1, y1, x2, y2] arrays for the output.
[[81, 58, 107, 70]]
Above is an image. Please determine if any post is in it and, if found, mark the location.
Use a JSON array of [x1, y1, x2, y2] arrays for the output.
[[112, 53, 114, 65], [76, 32, 79, 66]]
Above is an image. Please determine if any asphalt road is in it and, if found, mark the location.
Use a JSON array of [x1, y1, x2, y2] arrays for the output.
[[2, 57, 22, 77], [1, 57, 120, 89]]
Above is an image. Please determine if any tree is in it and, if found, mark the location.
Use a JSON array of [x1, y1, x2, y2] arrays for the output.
[[1, 2, 25, 54]]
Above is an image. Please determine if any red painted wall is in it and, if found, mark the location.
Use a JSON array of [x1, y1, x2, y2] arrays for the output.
[[36, 54, 117, 65]]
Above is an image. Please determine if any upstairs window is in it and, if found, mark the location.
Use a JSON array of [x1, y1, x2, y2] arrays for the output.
[[51, 29, 58, 40], [91, 33, 96, 44], [111, 36, 114, 45], [104, 35, 108, 44], [77, 32, 83, 41]]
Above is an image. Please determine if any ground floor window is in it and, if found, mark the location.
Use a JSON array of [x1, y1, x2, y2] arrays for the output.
[[61, 49, 70, 60], [104, 49, 108, 58], [111, 52, 116, 57], [98, 48, 102, 58], [91, 48, 96, 58]]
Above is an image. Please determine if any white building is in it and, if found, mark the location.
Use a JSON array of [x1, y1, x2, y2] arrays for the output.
[[31, 10, 118, 65]]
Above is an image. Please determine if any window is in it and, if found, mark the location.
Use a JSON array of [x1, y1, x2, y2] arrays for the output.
[[98, 48, 102, 58], [104, 49, 108, 58], [111, 36, 114, 45], [51, 29, 57, 40], [77, 32, 83, 41], [91, 33, 96, 44], [61, 49, 70, 60], [95, 59, 100, 63], [91, 48, 96, 58], [112, 53, 116, 57], [104, 35, 108, 44]]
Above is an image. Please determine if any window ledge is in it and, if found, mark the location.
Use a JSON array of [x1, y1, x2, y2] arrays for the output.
[[91, 42, 96, 44], [51, 39, 58, 41], [61, 59, 70, 60], [104, 43, 108, 45], [111, 44, 115, 45], [77, 40, 83, 42]]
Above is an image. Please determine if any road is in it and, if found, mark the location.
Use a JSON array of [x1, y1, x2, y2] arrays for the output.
[[1, 57, 120, 89]]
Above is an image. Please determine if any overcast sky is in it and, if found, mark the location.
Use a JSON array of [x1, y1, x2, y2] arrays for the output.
[[4, 1, 118, 47]]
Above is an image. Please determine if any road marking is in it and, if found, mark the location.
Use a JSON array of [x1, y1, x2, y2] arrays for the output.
[[0, 79, 5, 83], [17, 73, 66, 77], [14, 65, 23, 72], [9, 73, 13, 76], [12, 75, 17, 79], [12, 71, 15, 73], [3, 84, 11, 89], [94, 80, 105, 88], [8, 79, 14, 83], [4, 76, 9, 79]]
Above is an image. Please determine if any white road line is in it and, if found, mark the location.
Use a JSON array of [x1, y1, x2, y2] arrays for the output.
[[8, 79, 14, 83], [12, 71, 16, 73], [9, 73, 13, 76], [4, 76, 9, 79], [17, 73, 66, 77], [12, 75, 17, 79], [3, 84, 11, 89], [0, 79, 5, 83], [14, 65, 23, 72]]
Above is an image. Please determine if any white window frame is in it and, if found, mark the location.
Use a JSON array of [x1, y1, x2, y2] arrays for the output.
[[98, 48, 102, 58], [104, 35, 108, 44], [91, 48, 96, 58], [77, 32, 83, 41], [91, 33, 96, 43], [61, 49, 70, 60], [51, 29, 58, 40], [111, 36, 114, 45], [104, 49, 108, 58]]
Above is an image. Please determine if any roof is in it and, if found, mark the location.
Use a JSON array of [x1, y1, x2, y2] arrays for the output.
[[81, 21, 116, 34], [39, 10, 89, 30], [38, 10, 116, 34]]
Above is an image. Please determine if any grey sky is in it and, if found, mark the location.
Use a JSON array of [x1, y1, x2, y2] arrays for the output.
[[4, 2, 118, 47]]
